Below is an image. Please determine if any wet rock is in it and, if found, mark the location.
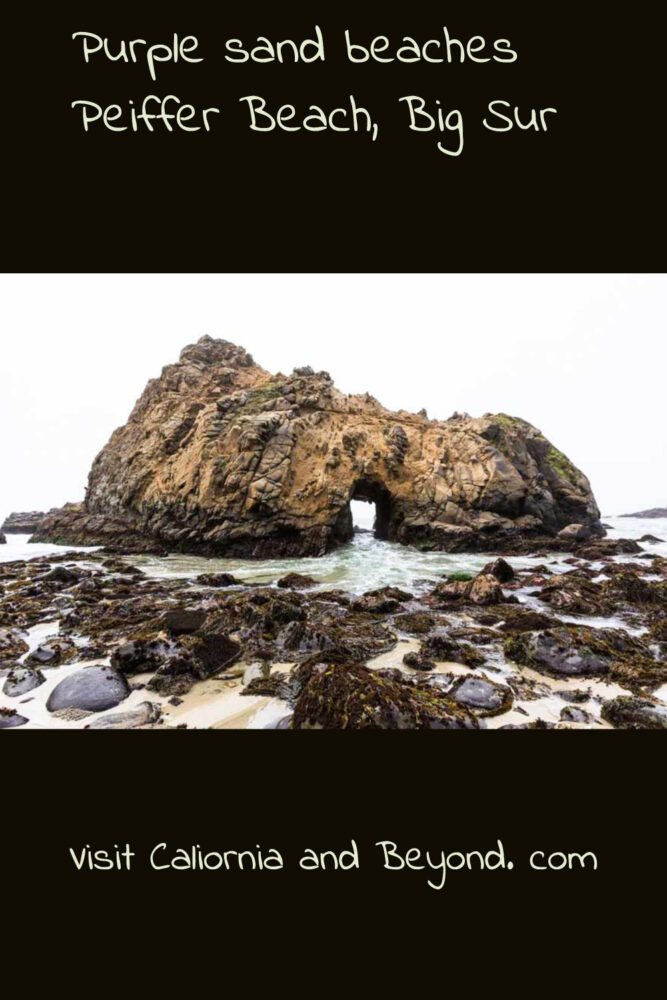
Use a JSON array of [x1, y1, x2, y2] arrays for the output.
[[147, 633, 241, 696], [468, 573, 507, 606], [421, 631, 486, 668], [638, 534, 664, 544], [495, 608, 555, 632], [449, 675, 513, 717], [2, 666, 46, 697], [111, 637, 171, 675], [577, 538, 642, 558], [276, 573, 318, 589], [391, 612, 442, 635], [559, 705, 598, 725], [351, 594, 402, 615], [533, 573, 611, 616], [480, 558, 515, 583], [41, 565, 84, 586], [162, 608, 208, 635], [243, 661, 271, 685], [0, 627, 29, 666], [47, 665, 131, 713], [601, 695, 667, 730], [556, 688, 591, 703], [402, 651, 436, 671], [601, 572, 666, 609], [292, 661, 479, 729], [505, 625, 666, 691], [274, 614, 396, 664], [197, 572, 244, 587], [0, 707, 28, 728], [0, 532, 5, 544], [26, 636, 78, 667], [86, 701, 162, 729], [430, 571, 506, 607]]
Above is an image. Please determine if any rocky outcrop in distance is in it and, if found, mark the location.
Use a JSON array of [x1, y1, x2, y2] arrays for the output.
[[34, 336, 603, 558], [621, 507, 667, 519], [1, 511, 51, 534]]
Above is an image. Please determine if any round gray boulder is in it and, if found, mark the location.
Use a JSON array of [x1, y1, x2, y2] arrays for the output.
[[47, 665, 130, 714]]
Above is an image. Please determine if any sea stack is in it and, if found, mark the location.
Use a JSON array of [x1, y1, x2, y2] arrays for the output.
[[1, 511, 50, 534], [34, 336, 603, 557]]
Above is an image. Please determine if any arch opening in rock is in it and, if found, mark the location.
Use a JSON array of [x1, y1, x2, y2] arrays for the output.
[[349, 478, 394, 541]]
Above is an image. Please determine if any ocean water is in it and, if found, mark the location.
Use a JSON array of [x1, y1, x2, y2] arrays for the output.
[[1, 515, 665, 596]]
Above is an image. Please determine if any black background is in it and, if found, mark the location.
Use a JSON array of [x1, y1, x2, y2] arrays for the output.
[[4, 1, 664, 271], [2, 0, 665, 984]]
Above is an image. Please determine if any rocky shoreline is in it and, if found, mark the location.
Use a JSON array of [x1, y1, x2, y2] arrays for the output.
[[1, 531, 666, 729]]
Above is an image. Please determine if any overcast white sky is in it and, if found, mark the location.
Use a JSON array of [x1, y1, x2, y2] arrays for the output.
[[0, 273, 664, 520]]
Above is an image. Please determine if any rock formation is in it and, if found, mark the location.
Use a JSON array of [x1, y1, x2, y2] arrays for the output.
[[1, 511, 50, 534], [621, 507, 667, 519], [34, 336, 603, 557]]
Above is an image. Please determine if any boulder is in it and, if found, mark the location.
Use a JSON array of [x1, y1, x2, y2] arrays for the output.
[[505, 625, 666, 690], [0, 707, 28, 728], [276, 573, 318, 589], [449, 675, 513, 717], [0, 628, 29, 667], [197, 572, 244, 587], [47, 665, 130, 713], [0, 532, 5, 544], [480, 558, 515, 582], [2, 666, 45, 697], [162, 608, 207, 635], [601, 695, 667, 730], [86, 701, 162, 729], [557, 523, 590, 542], [402, 651, 436, 671]]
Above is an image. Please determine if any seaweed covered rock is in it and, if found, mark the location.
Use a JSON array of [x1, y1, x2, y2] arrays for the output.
[[0, 627, 29, 668], [276, 573, 318, 589], [601, 695, 667, 730], [505, 626, 666, 691], [420, 631, 486, 668], [33, 336, 603, 558], [291, 661, 479, 729]]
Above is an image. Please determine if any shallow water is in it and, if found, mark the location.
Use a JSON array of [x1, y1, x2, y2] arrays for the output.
[[2, 516, 665, 595], [2, 516, 665, 730]]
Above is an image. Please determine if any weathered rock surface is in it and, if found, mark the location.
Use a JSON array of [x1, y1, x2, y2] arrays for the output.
[[1, 511, 51, 534], [0, 532, 5, 544], [33, 336, 602, 558]]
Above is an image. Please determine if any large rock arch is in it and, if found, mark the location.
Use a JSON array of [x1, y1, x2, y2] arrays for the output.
[[35, 337, 603, 556]]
